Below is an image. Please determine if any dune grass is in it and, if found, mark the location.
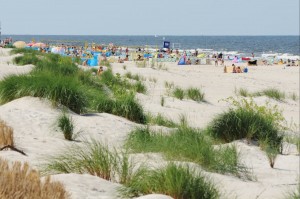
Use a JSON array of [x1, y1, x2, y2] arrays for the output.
[[57, 112, 74, 141], [0, 120, 14, 147], [0, 51, 147, 123], [145, 113, 178, 128], [126, 125, 249, 178], [236, 88, 250, 97], [187, 87, 205, 102], [173, 87, 185, 100], [43, 139, 133, 184], [253, 88, 286, 101], [0, 72, 88, 114], [121, 163, 219, 199], [207, 98, 284, 150], [236, 87, 286, 101], [170, 86, 206, 102], [0, 158, 70, 199], [13, 54, 40, 65]]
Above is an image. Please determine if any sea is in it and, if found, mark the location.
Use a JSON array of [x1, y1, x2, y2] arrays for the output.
[[2, 35, 299, 57]]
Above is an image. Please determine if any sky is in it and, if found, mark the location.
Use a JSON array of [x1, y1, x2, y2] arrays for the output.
[[0, 0, 299, 35]]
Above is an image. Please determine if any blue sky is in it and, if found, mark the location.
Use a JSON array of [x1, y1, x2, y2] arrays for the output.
[[0, 0, 299, 35]]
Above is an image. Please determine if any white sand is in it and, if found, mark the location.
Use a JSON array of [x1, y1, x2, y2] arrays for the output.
[[0, 48, 299, 199]]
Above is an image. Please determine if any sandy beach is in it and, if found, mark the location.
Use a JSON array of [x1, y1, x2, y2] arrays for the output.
[[0, 48, 299, 199]]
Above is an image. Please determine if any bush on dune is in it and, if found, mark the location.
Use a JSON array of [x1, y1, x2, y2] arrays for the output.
[[207, 97, 284, 150]]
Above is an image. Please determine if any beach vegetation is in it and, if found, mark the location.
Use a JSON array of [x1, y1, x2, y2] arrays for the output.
[[148, 77, 157, 83], [285, 184, 300, 199], [57, 112, 74, 141], [0, 50, 146, 123], [290, 92, 298, 101], [0, 120, 14, 147], [252, 88, 286, 101], [3, 44, 15, 48], [207, 97, 284, 150], [126, 125, 250, 178], [160, 96, 165, 106], [187, 87, 205, 102], [10, 48, 40, 55], [164, 81, 175, 90], [173, 87, 185, 100], [236, 88, 250, 97], [0, 158, 70, 199], [124, 72, 143, 81], [123, 65, 127, 70], [13, 53, 40, 65], [99, 59, 111, 67], [132, 81, 146, 94], [264, 142, 279, 168], [145, 113, 178, 128], [120, 163, 219, 199], [43, 139, 133, 184], [0, 73, 87, 114]]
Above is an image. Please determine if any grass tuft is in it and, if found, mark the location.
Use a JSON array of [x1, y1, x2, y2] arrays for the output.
[[187, 87, 205, 102], [253, 88, 285, 101], [173, 87, 185, 100], [57, 112, 74, 141]]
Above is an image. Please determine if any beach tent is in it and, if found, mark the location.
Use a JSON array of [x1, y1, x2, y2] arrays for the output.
[[178, 57, 185, 65], [13, 41, 26, 48]]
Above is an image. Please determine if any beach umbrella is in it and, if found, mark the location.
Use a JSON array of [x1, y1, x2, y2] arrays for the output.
[[32, 42, 46, 48], [27, 42, 35, 47], [13, 41, 26, 48]]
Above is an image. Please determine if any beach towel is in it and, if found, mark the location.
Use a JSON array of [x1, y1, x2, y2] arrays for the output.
[[178, 57, 185, 65]]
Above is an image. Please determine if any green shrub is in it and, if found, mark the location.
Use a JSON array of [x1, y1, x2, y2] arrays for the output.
[[173, 87, 184, 100], [121, 163, 219, 199], [57, 112, 74, 141], [187, 87, 205, 102], [207, 98, 284, 149]]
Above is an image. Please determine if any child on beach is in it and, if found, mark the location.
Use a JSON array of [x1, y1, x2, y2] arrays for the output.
[[97, 66, 104, 76]]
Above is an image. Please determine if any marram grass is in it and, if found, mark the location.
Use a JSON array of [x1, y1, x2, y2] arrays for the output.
[[120, 163, 220, 199], [126, 125, 251, 179], [0, 158, 70, 199]]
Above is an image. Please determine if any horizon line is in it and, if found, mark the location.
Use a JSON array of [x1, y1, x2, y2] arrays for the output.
[[1, 34, 299, 37]]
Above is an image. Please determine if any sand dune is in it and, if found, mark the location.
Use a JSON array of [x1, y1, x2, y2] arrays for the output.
[[0, 49, 299, 199]]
